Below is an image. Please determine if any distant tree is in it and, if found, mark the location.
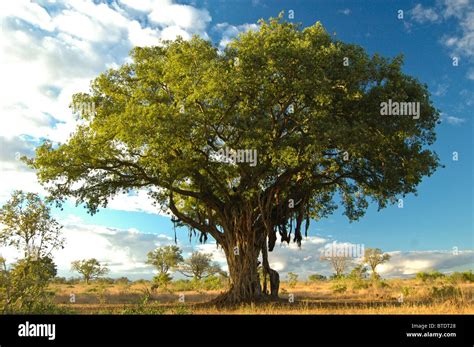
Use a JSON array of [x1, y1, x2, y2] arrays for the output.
[[177, 251, 223, 280], [321, 253, 352, 278], [0, 190, 64, 259], [146, 245, 183, 288], [71, 259, 109, 284], [349, 264, 369, 280], [363, 248, 390, 278], [287, 272, 298, 287]]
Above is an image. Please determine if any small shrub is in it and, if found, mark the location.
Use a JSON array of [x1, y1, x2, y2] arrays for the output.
[[308, 274, 326, 282], [351, 279, 369, 290], [201, 275, 226, 290], [349, 265, 369, 280], [331, 282, 347, 293], [172, 279, 195, 291], [449, 271, 474, 283], [416, 271, 445, 282], [96, 277, 114, 285], [173, 304, 192, 315], [151, 273, 172, 290], [401, 286, 411, 297], [367, 277, 390, 289], [133, 279, 149, 285], [115, 277, 131, 285], [430, 285, 462, 302], [287, 272, 298, 288], [52, 277, 67, 284]]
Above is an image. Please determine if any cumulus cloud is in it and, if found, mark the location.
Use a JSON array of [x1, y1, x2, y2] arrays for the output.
[[0, 215, 186, 279], [410, 4, 440, 23], [409, 1, 474, 80], [1, 214, 472, 280], [107, 189, 170, 216], [213, 22, 260, 50], [439, 112, 467, 125], [120, 0, 211, 34], [378, 250, 474, 277], [0, 0, 212, 209]]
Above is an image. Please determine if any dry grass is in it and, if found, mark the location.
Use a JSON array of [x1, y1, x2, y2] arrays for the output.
[[49, 278, 474, 314]]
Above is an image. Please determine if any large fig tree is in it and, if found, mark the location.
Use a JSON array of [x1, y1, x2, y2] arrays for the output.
[[26, 15, 439, 304]]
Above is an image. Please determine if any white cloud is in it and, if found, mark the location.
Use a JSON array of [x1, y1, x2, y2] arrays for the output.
[[213, 22, 259, 50], [445, 115, 467, 124], [443, 0, 471, 18], [120, 0, 211, 35], [107, 189, 170, 216], [409, 1, 474, 80], [0, 0, 55, 31], [0, 0, 212, 209], [338, 9, 351, 16], [0, 216, 180, 279], [439, 112, 467, 125], [378, 250, 474, 276], [432, 82, 449, 96], [410, 4, 440, 23], [1, 214, 472, 280]]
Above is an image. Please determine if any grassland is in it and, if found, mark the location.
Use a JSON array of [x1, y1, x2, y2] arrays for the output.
[[48, 277, 474, 314]]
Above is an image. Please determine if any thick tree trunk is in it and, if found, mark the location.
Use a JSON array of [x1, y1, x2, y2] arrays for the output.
[[212, 235, 280, 305]]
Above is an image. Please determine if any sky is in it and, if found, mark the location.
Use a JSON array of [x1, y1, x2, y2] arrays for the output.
[[0, 0, 472, 280]]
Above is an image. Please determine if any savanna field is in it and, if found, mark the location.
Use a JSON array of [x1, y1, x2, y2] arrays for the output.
[[47, 274, 474, 314]]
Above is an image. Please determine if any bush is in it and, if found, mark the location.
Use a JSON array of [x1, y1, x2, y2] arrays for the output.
[[1, 257, 59, 313], [115, 277, 131, 285], [65, 277, 81, 285], [52, 276, 67, 284], [330, 274, 347, 280], [308, 274, 326, 282], [430, 285, 462, 302], [351, 279, 369, 290], [373, 279, 390, 289], [349, 265, 369, 280], [331, 282, 347, 293], [171, 279, 195, 291], [201, 275, 226, 290], [96, 277, 115, 285], [151, 273, 172, 290], [416, 271, 445, 282], [287, 272, 298, 288], [449, 271, 474, 283], [401, 286, 411, 297], [133, 279, 149, 285]]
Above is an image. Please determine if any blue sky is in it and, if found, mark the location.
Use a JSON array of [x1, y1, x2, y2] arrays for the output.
[[0, 0, 472, 279]]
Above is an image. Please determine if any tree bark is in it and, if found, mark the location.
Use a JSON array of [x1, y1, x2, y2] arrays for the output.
[[212, 232, 280, 305]]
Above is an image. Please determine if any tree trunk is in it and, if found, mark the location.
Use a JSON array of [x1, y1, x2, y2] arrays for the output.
[[212, 234, 280, 305]]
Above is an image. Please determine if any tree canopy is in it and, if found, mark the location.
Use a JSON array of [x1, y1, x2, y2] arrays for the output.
[[0, 190, 64, 259], [71, 258, 109, 284], [26, 14, 440, 303], [177, 251, 223, 280]]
